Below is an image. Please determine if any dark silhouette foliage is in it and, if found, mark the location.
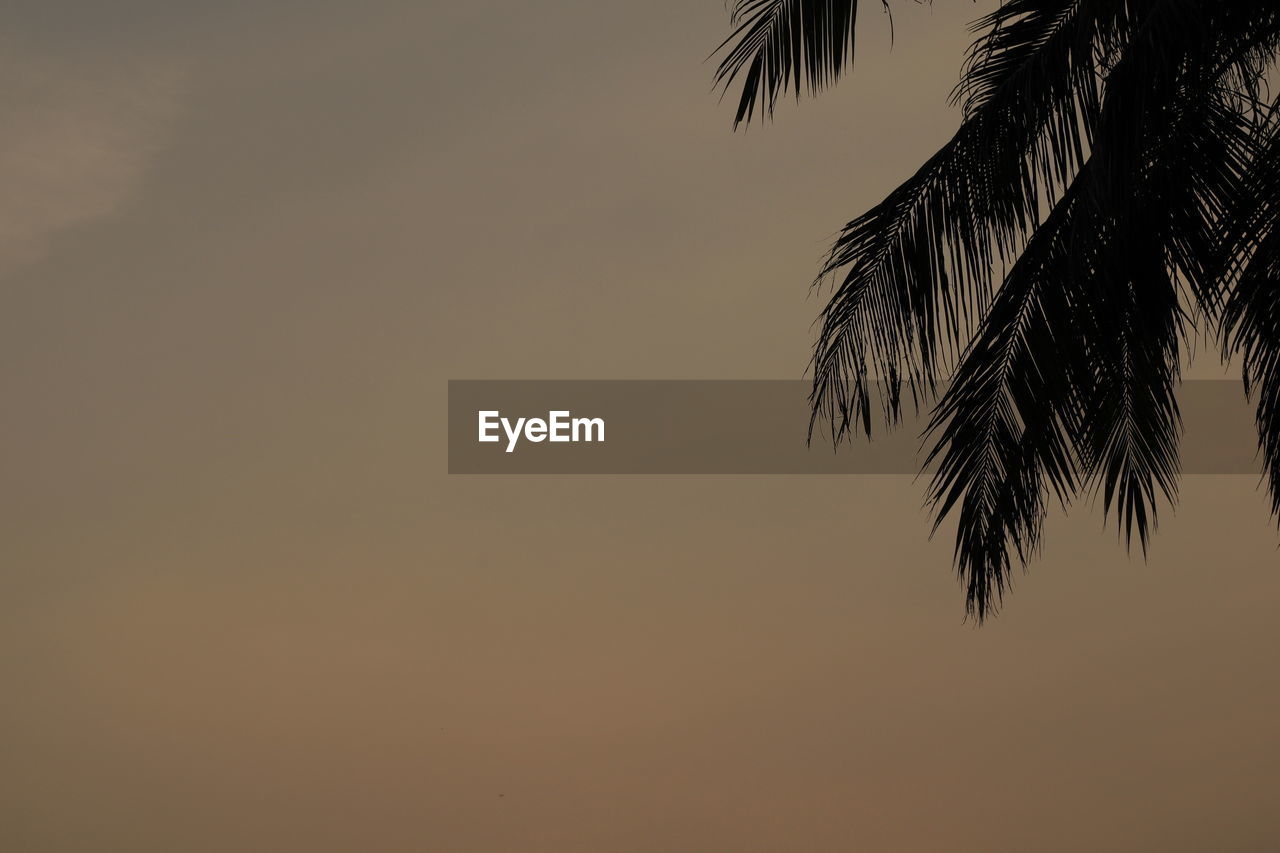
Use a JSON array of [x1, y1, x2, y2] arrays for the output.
[[713, 1, 1280, 620]]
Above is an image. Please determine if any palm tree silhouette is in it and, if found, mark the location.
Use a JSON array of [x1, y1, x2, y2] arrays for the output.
[[713, 1, 1280, 620]]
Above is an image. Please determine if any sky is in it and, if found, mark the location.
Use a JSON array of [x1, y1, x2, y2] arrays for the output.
[[3, 2, 1279, 851]]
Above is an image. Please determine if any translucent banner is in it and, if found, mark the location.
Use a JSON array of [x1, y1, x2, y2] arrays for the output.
[[448, 380, 1261, 475]]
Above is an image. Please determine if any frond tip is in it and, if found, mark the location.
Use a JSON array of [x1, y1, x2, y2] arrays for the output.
[[712, 0, 866, 126]]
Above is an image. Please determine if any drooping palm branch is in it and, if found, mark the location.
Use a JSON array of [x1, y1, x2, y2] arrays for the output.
[[712, 0, 870, 126], [713, 0, 1280, 620]]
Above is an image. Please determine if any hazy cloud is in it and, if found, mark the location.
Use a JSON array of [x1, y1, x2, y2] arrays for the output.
[[0, 44, 185, 277]]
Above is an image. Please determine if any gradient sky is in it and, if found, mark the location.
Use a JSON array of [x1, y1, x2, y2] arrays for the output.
[[3, 2, 1279, 851]]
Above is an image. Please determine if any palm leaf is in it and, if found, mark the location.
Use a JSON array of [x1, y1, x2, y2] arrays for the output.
[[810, 0, 1116, 443], [712, 0, 864, 127]]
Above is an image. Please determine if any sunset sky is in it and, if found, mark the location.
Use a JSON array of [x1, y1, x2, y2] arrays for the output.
[[3, 2, 1279, 850]]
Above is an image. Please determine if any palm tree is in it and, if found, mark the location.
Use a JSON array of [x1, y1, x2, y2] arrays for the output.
[[713, 1, 1280, 620]]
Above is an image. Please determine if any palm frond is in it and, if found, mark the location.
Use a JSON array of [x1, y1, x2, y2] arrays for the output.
[[923, 167, 1097, 621], [1221, 113, 1280, 520], [1224, 227, 1280, 519], [923, 0, 1279, 611], [1065, 2, 1196, 551], [810, 0, 1113, 443], [712, 0, 864, 127], [711, 0, 1280, 617]]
